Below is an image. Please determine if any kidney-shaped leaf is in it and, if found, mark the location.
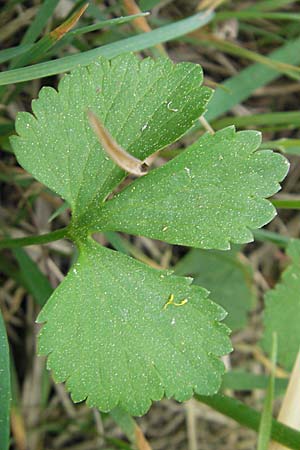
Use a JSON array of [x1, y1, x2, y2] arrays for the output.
[[86, 127, 289, 250], [11, 53, 212, 220], [37, 239, 231, 415]]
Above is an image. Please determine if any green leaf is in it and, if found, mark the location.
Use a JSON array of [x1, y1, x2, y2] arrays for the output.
[[37, 239, 231, 415], [0, 310, 11, 450], [262, 239, 300, 370], [174, 246, 256, 330], [10, 53, 289, 416], [90, 127, 288, 249], [11, 53, 212, 221]]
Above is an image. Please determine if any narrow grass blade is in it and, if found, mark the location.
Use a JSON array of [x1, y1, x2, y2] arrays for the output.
[[0, 10, 214, 85], [35, 13, 152, 60], [257, 333, 278, 450], [48, 201, 70, 223], [253, 230, 290, 248], [12, 248, 53, 307], [212, 111, 300, 130], [68, 13, 150, 37], [248, 0, 296, 11], [103, 232, 131, 256], [206, 37, 300, 121], [20, 0, 60, 45], [0, 310, 11, 450], [12, 4, 88, 68], [260, 139, 300, 155], [0, 44, 33, 64], [9, 355, 26, 450], [215, 11, 300, 21], [271, 198, 300, 210], [188, 36, 300, 80], [238, 22, 286, 43], [0, 14, 149, 66]]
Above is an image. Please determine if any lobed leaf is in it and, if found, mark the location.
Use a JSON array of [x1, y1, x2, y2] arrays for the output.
[[262, 239, 300, 370], [37, 239, 231, 415], [90, 127, 289, 249], [11, 53, 212, 220], [174, 246, 256, 330], [10, 53, 290, 415]]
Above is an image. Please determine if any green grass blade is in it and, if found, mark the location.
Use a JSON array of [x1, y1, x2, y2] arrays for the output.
[[184, 36, 300, 79], [0, 11, 214, 85], [257, 333, 277, 450], [1, 14, 146, 68], [210, 38, 300, 79], [103, 232, 131, 256], [248, 0, 296, 11], [271, 198, 300, 210], [215, 11, 300, 21], [12, 248, 53, 307], [48, 201, 70, 223], [238, 22, 286, 43], [12, 4, 88, 69], [20, 0, 60, 44], [206, 37, 300, 121], [30, 13, 151, 62], [212, 111, 300, 130], [253, 230, 290, 248], [260, 138, 300, 154], [0, 43, 33, 64], [68, 13, 150, 37], [0, 310, 11, 450]]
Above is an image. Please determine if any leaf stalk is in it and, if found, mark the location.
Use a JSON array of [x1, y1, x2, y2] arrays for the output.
[[0, 226, 70, 249]]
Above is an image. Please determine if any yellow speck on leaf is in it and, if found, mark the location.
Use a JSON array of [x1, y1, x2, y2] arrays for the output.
[[163, 294, 188, 310]]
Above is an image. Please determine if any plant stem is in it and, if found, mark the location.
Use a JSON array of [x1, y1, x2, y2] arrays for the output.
[[196, 394, 300, 449], [0, 227, 70, 249]]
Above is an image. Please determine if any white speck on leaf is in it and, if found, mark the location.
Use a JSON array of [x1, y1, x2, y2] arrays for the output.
[[184, 167, 192, 179], [167, 101, 178, 112]]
